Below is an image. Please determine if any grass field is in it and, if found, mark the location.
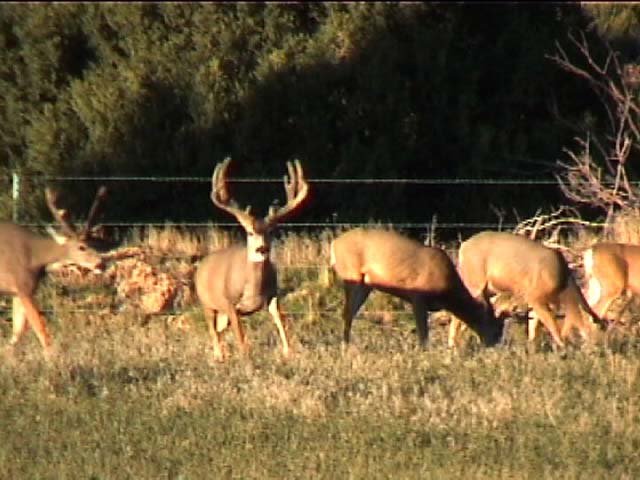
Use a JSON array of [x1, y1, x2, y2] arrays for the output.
[[1, 228, 640, 479]]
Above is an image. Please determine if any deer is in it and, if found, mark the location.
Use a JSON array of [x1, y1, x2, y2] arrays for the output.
[[194, 157, 309, 361], [451, 231, 602, 349], [2, 185, 108, 357], [583, 242, 640, 324], [329, 228, 503, 349], [448, 292, 538, 348]]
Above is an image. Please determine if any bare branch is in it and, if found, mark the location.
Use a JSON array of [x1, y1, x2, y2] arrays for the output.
[[513, 207, 605, 264], [551, 30, 640, 223]]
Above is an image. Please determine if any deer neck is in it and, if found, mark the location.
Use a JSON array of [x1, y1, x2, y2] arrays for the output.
[[236, 234, 272, 314], [447, 285, 495, 337], [29, 235, 69, 271]]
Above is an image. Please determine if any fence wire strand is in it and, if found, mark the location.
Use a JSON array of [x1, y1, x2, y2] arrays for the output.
[[6, 175, 560, 185], [0, 174, 599, 320]]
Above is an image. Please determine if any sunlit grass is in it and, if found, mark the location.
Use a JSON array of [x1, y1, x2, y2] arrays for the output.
[[1, 227, 640, 479]]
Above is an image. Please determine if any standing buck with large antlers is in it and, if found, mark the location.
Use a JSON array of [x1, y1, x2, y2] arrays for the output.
[[583, 242, 640, 324], [330, 228, 503, 349], [2, 186, 107, 356], [451, 231, 602, 348], [195, 158, 309, 361]]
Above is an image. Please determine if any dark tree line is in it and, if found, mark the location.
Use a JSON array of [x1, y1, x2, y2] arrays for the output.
[[1, 3, 638, 238]]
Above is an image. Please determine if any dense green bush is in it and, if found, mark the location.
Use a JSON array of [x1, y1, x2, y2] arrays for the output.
[[0, 3, 636, 234]]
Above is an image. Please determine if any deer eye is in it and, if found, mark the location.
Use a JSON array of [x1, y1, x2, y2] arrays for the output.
[[78, 244, 87, 252]]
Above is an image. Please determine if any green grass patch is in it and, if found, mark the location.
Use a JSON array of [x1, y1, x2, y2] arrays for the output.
[[2, 227, 640, 478], [2, 314, 640, 479]]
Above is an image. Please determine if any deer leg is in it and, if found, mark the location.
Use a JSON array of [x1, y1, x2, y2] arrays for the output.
[[614, 294, 634, 325], [268, 297, 290, 357], [527, 310, 540, 341], [596, 292, 633, 328], [9, 296, 29, 346], [18, 294, 52, 350], [559, 291, 593, 341], [342, 282, 372, 344], [529, 301, 564, 348], [227, 309, 249, 356], [595, 296, 619, 324], [447, 317, 466, 348], [204, 309, 227, 362], [588, 277, 622, 323], [410, 300, 429, 347]]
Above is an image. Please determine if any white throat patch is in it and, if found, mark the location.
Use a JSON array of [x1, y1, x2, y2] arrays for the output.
[[247, 235, 269, 263]]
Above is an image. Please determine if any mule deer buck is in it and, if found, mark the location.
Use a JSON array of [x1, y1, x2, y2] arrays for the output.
[[329, 228, 503, 348], [452, 231, 602, 348], [583, 242, 640, 324], [195, 157, 309, 361], [2, 186, 108, 356]]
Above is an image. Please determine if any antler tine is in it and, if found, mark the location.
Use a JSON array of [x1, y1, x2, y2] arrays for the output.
[[44, 187, 77, 237], [82, 185, 108, 238], [210, 157, 255, 229], [265, 159, 309, 226], [211, 157, 232, 206], [284, 159, 299, 203]]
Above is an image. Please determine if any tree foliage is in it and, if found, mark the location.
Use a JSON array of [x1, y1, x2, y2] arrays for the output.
[[0, 3, 622, 234], [582, 4, 640, 41]]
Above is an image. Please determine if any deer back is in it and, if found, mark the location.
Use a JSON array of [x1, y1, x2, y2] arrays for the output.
[[331, 228, 463, 294], [0, 222, 104, 296], [459, 231, 570, 301], [587, 243, 640, 295], [0, 223, 48, 295]]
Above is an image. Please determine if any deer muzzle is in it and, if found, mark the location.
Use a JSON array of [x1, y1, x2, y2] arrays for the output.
[[90, 258, 106, 274], [248, 245, 270, 263]]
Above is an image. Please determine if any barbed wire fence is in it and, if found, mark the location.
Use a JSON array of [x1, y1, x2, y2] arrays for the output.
[[0, 173, 604, 320], [8, 173, 562, 230]]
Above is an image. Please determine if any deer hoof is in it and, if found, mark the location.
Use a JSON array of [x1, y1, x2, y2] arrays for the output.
[[213, 349, 227, 363]]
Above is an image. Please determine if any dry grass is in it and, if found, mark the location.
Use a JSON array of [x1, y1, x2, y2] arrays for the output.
[[2, 315, 640, 479], [127, 224, 243, 258], [1, 225, 640, 479], [609, 210, 640, 244]]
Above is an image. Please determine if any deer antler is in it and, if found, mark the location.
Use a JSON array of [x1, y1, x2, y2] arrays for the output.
[[264, 159, 309, 227], [81, 185, 108, 239], [45, 187, 77, 237], [210, 157, 256, 231]]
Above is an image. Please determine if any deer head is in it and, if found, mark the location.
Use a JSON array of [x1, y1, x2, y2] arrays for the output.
[[44, 185, 108, 272], [210, 157, 309, 262]]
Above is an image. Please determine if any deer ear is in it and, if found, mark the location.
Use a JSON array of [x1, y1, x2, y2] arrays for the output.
[[46, 226, 68, 245]]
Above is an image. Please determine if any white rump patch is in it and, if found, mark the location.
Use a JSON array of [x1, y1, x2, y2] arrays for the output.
[[583, 248, 594, 276], [586, 277, 601, 305]]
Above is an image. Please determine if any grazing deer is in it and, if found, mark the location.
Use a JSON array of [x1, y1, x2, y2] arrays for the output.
[[329, 228, 503, 348], [2, 186, 108, 356], [583, 242, 640, 324], [195, 158, 309, 361], [454, 231, 602, 348], [448, 292, 538, 348]]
